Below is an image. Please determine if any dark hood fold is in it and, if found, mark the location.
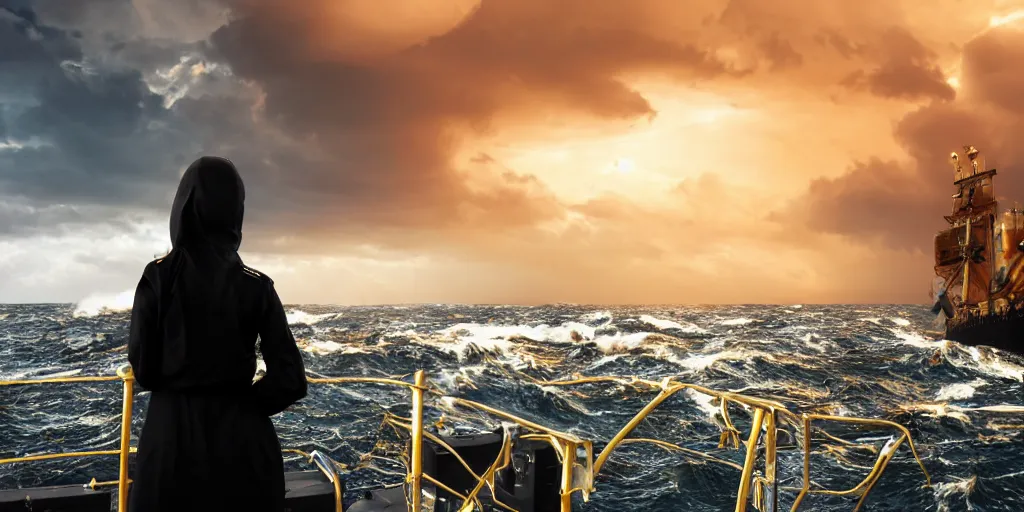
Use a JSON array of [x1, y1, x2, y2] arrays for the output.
[[170, 156, 246, 255], [159, 156, 247, 378]]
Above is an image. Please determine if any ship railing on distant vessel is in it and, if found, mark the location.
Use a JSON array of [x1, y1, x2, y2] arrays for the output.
[[0, 365, 932, 512]]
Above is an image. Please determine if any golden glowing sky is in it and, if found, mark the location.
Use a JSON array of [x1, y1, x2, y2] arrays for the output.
[[7, 0, 1024, 304]]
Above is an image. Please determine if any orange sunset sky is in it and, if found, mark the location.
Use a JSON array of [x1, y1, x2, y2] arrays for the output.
[[4, 0, 1024, 305]]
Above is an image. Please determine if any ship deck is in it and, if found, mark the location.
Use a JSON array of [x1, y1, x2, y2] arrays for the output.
[[0, 366, 932, 512]]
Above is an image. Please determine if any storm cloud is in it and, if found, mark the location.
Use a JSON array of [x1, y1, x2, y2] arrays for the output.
[[2, 0, 1021, 303]]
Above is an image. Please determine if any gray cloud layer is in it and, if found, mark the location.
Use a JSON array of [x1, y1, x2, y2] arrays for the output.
[[3, 0, 1021, 265]]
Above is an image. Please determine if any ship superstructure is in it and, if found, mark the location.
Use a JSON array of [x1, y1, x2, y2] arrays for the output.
[[934, 146, 1024, 354]]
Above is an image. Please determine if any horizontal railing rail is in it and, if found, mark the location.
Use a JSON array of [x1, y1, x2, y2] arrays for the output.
[[0, 367, 936, 512]]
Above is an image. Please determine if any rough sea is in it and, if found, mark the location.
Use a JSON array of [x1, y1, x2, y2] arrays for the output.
[[1, 303, 1023, 511]]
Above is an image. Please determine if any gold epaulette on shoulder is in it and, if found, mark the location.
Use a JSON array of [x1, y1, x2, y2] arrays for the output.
[[241, 265, 263, 280]]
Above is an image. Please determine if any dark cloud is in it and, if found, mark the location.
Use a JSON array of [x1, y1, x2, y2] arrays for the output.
[[782, 23, 1024, 250], [758, 33, 803, 71], [773, 158, 944, 250], [99, 0, 743, 246], [0, 6, 82, 99], [0, 200, 88, 236], [3, 0, 744, 246], [961, 25, 1024, 113], [26, 0, 227, 45], [5, 0, 951, 249], [0, 0, 994, 265], [0, 6, 199, 212], [839, 28, 956, 101], [0, 195, 162, 239]]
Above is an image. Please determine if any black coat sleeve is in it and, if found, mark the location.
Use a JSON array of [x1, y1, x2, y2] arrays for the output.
[[252, 280, 307, 416], [127, 264, 161, 391]]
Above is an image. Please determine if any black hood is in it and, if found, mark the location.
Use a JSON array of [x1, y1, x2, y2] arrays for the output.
[[169, 156, 245, 254]]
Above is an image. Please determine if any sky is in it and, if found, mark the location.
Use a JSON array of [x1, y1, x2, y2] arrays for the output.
[[4, 0, 1024, 305]]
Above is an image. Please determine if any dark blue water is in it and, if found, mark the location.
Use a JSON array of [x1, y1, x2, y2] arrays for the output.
[[1, 304, 1022, 511]]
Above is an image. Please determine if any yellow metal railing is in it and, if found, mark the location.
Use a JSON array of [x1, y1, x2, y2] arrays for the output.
[[0, 367, 935, 512], [524, 375, 932, 512], [1, 368, 135, 511]]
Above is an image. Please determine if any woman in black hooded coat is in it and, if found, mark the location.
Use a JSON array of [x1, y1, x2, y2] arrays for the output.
[[127, 156, 307, 511]]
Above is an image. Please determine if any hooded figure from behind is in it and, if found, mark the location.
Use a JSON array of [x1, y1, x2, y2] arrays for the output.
[[128, 156, 307, 512]]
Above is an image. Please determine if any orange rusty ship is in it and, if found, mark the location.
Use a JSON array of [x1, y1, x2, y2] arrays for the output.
[[933, 145, 1024, 354]]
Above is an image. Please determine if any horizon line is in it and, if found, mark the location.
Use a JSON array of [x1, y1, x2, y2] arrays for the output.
[[1, 301, 935, 307]]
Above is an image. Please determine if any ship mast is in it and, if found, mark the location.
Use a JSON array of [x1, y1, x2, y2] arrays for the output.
[[962, 215, 972, 301], [945, 145, 997, 309]]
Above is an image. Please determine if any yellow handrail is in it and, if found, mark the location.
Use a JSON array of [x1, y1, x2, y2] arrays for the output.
[[409, 370, 426, 512], [531, 375, 933, 512], [0, 369, 937, 512], [115, 365, 133, 512]]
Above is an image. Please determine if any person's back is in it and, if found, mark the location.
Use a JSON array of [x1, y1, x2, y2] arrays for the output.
[[127, 156, 307, 512]]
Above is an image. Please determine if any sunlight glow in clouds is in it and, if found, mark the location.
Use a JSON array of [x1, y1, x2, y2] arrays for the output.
[[990, 10, 1024, 27], [611, 158, 635, 174], [6, 0, 1024, 304]]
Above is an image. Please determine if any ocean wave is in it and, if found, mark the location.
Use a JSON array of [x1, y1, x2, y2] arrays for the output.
[[445, 321, 592, 342], [286, 309, 342, 326], [72, 290, 135, 317], [935, 379, 988, 401], [299, 339, 373, 356], [719, 317, 755, 326], [933, 475, 976, 512], [5, 303, 1024, 511], [593, 332, 655, 353], [637, 315, 706, 333]]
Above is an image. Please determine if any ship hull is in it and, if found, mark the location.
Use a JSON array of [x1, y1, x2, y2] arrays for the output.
[[946, 308, 1024, 355], [0, 470, 339, 512]]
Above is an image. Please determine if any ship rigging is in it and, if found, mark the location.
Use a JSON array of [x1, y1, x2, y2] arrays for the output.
[[933, 145, 1024, 354]]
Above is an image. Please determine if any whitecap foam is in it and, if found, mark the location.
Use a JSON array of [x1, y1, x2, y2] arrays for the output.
[[72, 289, 135, 317], [891, 329, 946, 349], [670, 349, 753, 372], [935, 379, 987, 401], [585, 355, 625, 371], [593, 332, 652, 354], [537, 385, 593, 415], [720, 318, 754, 326], [438, 321, 597, 345], [301, 339, 371, 356], [408, 325, 520, 361], [433, 365, 487, 393], [580, 311, 613, 325], [801, 333, 829, 353], [963, 347, 1024, 382], [31, 369, 84, 380], [78, 414, 115, 427], [890, 317, 911, 327], [932, 475, 976, 512], [0, 366, 71, 381], [963, 404, 1024, 413], [684, 388, 719, 423], [286, 309, 341, 326], [638, 315, 706, 333], [901, 403, 971, 423]]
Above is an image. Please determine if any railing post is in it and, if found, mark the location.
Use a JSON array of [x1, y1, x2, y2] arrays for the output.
[[560, 441, 574, 512], [410, 370, 426, 512], [734, 408, 765, 512], [115, 365, 134, 512], [791, 414, 812, 510], [764, 409, 778, 512]]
